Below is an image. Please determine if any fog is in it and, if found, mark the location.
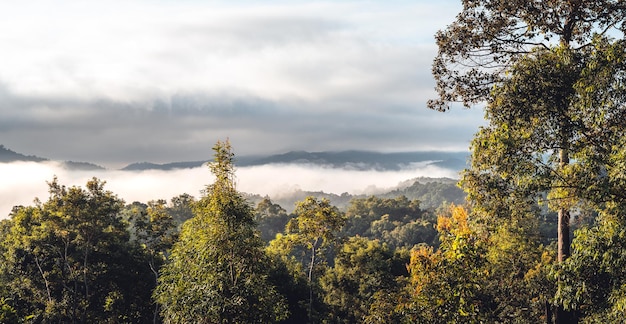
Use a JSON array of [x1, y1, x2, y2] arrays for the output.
[[0, 161, 459, 219]]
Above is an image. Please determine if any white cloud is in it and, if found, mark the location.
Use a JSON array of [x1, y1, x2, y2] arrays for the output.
[[236, 162, 458, 197], [0, 161, 459, 219], [0, 1, 458, 101]]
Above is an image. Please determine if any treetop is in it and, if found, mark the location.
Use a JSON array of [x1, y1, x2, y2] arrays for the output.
[[429, 0, 626, 111]]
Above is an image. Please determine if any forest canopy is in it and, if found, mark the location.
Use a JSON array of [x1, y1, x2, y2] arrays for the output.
[[0, 1, 625, 323]]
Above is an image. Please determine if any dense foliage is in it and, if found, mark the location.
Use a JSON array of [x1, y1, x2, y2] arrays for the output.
[[431, 0, 626, 322], [154, 141, 288, 323], [0, 178, 154, 322], [0, 2, 625, 322], [0, 144, 471, 323], [0, 137, 623, 323]]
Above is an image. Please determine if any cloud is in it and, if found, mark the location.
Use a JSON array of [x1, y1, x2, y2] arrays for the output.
[[0, 82, 483, 167], [0, 160, 459, 219], [0, 0, 481, 166], [0, 1, 452, 100], [235, 162, 458, 197]]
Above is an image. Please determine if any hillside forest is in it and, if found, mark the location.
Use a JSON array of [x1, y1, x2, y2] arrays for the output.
[[2, 1, 626, 323], [0, 137, 615, 323], [0, 140, 475, 323]]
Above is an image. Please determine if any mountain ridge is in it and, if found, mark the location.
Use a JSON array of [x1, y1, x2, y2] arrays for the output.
[[122, 150, 469, 172], [1, 145, 468, 172], [0, 144, 47, 163], [0, 145, 105, 170]]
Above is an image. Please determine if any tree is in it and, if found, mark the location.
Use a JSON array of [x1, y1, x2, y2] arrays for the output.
[[462, 39, 626, 321], [343, 196, 437, 248], [320, 237, 407, 323], [400, 205, 488, 323], [431, 0, 626, 256], [462, 45, 583, 258], [134, 200, 178, 278], [167, 193, 196, 227], [399, 205, 552, 322], [154, 140, 288, 323], [432, 2, 626, 322], [430, 0, 626, 111], [269, 196, 345, 323], [265, 241, 311, 324], [0, 178, 154, 322], [289, 197, 344, 323], [133, 199, 178, 323], [550, 38, 626, 322], [254, 198, 291, 242]]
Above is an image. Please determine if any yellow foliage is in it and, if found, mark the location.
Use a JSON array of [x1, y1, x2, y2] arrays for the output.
[[408, 245, 440, 296], [524, 250, 553, 282], [436, 204, 470, 236]]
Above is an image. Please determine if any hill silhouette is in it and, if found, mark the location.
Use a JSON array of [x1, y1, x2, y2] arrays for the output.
[[0, 145, 104, 170], [121, 150, 469, 172]]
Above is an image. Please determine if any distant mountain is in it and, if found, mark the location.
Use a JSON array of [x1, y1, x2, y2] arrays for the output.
[[2, 144, 468, 173], [0, 145, 105, 170], [240, 150, 469, 171], [120, 150, 470, 172], [0, 145, 47, 163], [59, 161, 106, 171], [429, 158, 468, 171], [120, 154, 271, 171], [121, 161, 207, 171]]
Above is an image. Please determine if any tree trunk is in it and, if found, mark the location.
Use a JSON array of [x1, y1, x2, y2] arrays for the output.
[[555, 146, 577, 324], [557, 208, 570, 262], [557, 147, 571, 263], [308, 240, 317, 324], [34, 254, 53, 304], [149, 259, 160, 324]]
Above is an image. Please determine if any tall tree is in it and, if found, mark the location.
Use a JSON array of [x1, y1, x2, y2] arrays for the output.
[[431, 0, 625, 251], [462, 44, 582, 255], [154, 140, 288, 323], [432, 3, 626, 322], [462, 37, 626, 320], [550, 38, 626, 322]]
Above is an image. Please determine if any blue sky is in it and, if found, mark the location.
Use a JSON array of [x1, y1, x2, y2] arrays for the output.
[[0, 0, 484, 167]]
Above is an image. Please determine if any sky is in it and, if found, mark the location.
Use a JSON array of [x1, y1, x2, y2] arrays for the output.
[[0, 0, 484, 168]]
